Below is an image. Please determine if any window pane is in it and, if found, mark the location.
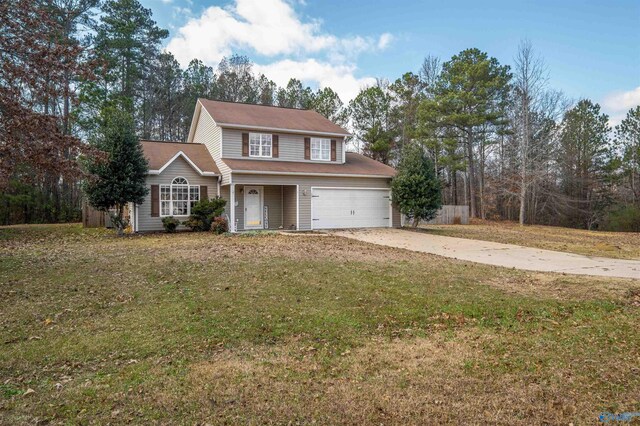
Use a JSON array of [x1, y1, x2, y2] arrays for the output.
[[190, 186, 199, 201], [249, 133, 271, 157], [161, 186, 170, 200], [161, 201, 170, 216], [172, 186, 182, 201], [172, 177, 188, 185], [173, 201, 188, 216], [250, 134, 261, 156], [190, 186, 200, 211], [311, 138, 330, 160]]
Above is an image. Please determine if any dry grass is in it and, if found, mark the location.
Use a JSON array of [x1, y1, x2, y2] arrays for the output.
[[421, 219, 640, 260], [0, 224, 638, 424]]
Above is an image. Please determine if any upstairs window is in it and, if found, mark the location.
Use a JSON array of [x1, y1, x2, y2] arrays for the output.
[[160, 177, 199, 217], [311, 138, 331, 161], [249, 133, 272, 158]]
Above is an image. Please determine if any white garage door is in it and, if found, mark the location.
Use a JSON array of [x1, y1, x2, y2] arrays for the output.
[[311, 188, 391, 229]]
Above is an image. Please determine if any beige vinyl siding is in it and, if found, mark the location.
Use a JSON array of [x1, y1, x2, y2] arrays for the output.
[[192, 108, 232, 184], [137, 157, 218, 232], [282, 186, 297, 230], [231, 174, 392, 231], [222, 128, 344, 164], [219, 185, 231, 217]]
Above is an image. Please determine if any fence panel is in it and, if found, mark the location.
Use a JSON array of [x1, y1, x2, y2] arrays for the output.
[[425, 205, 469, 225]]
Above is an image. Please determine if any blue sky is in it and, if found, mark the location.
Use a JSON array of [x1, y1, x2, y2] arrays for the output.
[[143, 0, 640, 124]]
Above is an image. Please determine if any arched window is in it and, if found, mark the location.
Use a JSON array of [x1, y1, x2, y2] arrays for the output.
[[160, 176, 200, 217]]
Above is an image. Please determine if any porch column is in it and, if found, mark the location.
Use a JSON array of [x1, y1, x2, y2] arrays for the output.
[[296, 184, 299, 231], [230, 183, 236, 232]]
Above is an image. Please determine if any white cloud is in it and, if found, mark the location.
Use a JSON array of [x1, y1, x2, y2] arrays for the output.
[[377, 33, 393, 50], [603, 87, 640, 111], [601, 87, 640, 127], [165, 0, 391, 102], [255, 59, 376, 102]]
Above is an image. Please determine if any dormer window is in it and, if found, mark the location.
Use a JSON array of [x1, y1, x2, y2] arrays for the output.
[[249, 133, 272, 158], [311, 138, 331, 161]]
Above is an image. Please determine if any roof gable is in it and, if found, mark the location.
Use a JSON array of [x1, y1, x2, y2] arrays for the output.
[[141, 140, 220, 176], [197, 99, 350, 137]]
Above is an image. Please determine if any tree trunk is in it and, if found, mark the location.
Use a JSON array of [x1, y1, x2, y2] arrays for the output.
[[519, 95, 529, 226], [466, 129, 477, 218]]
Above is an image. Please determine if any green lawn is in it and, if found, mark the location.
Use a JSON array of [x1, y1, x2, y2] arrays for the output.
[[0, 224, 638, 424]]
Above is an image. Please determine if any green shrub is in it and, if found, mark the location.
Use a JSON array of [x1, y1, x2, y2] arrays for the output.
[[161, 216, 180, 233], [182, 216, 208, 232], [211, 216, 229, 234], [184, 197, 227, 232], [602, 204, 640, 232]]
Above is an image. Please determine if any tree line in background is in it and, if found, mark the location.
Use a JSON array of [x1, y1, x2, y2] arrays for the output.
[[1, 0, 639, 230]]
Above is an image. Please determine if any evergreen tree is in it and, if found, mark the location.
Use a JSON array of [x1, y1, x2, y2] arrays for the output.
[[615, 106, 640, 204], [348, 85, 395, 164], [420, 48, 511, 218], [276, 78, 315, 109], [256, 74, 277, 105], [214, 55, 259, 102], [83, 109, 149, 236], [181, 59, 215, 137], [389, 72, 425, 158], [557, 99, 611, 229], [92, 0, 168, 128], [391, 144, 442, 227], [312, 87, 347, 127], [149, 52, 184, 141]]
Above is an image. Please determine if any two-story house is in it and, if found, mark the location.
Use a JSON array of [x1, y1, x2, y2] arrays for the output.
[[131, 99, 401, 232]]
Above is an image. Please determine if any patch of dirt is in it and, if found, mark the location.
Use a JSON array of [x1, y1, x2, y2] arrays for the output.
[[485, 271, 640, 303], [171, 233, 440, 264]]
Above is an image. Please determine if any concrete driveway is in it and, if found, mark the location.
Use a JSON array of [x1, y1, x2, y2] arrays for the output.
[[333, 228, 640, 280]]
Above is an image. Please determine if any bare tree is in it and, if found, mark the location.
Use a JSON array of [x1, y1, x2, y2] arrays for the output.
[[513, 40, 548, 225], [418, 55, 441, 96]]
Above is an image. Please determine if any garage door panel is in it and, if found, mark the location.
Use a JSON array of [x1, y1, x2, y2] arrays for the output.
[[312, 188, 390, 229]]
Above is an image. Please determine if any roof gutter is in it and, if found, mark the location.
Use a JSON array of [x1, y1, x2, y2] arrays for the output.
[[148, 170, 219, 177], [217, 123, 351, 138], [230, 170, 394, 179]]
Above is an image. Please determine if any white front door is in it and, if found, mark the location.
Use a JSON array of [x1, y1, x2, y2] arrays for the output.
[[244, 186, 263, 229]]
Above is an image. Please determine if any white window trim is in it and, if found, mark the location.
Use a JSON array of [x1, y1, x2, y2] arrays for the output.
[[249, 133, 272, 158], [159, 176, 200, 217], [310, 138, 331, 161]]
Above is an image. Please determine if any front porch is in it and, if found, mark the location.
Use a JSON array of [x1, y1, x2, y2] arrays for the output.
[[222, 184, 298, 232]]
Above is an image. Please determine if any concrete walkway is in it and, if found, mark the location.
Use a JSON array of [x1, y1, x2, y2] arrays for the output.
[[333, 228, 640, 280]]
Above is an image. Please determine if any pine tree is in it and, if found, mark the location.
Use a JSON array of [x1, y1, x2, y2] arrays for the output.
[[348, 85, 395, 164], [557, 99, 611, 229], [421, 48, 511, 218], [92, 0, 168, 130], [83, 109, 149, 236], [615, 106, 640, 204]]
